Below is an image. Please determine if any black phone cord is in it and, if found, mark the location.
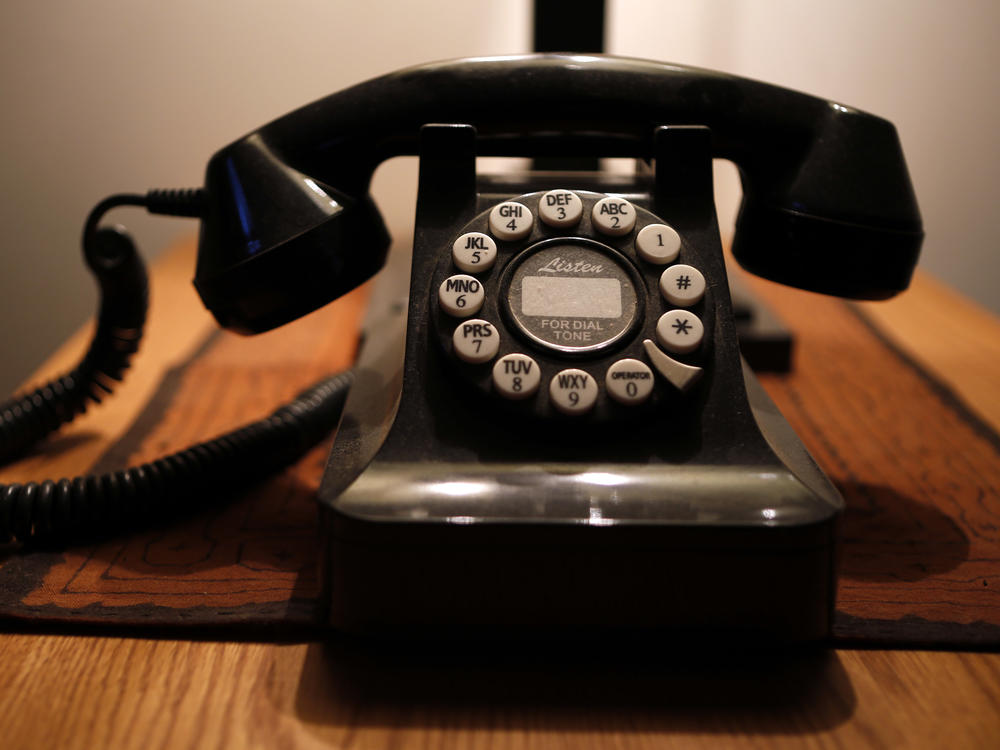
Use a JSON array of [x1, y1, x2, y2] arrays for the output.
[[0, 190, 355, 545], [0, 189, 206, 463], [0, 369, 353, 545]]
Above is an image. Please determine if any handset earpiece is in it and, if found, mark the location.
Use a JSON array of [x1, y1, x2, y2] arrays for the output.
[[194, 134, 389, 334], [731, 102, 923, 299], [193, 54, 922, 333]]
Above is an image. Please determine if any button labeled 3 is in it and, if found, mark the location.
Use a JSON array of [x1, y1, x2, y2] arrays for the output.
[[538, 189, 583, 228]]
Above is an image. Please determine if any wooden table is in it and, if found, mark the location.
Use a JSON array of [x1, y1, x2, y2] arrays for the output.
[[2, 239, 998, 749]]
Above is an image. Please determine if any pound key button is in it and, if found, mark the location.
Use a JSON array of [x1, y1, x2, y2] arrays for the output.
[[659, 264, 706, 306], [549, 369, 598, 415], [605, 359, 654, 405], [438, 274, 485, 317], [452, 319, 500, 364], [591, 196, 637, 237], [489, 201, 533, 241], [492, 353, 541, 400]]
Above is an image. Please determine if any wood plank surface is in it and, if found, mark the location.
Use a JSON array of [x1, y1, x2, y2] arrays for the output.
[[1, 632, 998, 750], [2, 239, 999, 749]]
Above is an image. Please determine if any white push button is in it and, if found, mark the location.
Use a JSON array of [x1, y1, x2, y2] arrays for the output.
[[549, 369, 597, 415], [642, 339, 703, 392], [591, 196, 636, 236], [656, 309, 704, 354], [489, 201, 533, 241], [438, 274, 484, 317], [605, 359, 654, 405], [492, 353, 540, 399], [452, 232, 497, 273], [659, 264, 706, 306], [635, 223, 681, 264], [538, 189, 583, 228], [452, 319, 500, 364]]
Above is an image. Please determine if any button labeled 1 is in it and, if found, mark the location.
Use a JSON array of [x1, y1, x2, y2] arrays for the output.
[[549, 369, 597, 414], [452, 319, 499, 363], [635, 223, 681, 264]]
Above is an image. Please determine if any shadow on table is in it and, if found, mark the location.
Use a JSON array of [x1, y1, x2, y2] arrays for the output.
[[836, 480, 970, 582], [294, 638, 856, 736]]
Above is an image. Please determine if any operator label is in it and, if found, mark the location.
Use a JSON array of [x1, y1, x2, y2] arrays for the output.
[[605, 358, 654, 405]]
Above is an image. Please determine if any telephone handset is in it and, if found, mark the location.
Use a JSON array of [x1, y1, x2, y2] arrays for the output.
[[193, 55, 922, 639]]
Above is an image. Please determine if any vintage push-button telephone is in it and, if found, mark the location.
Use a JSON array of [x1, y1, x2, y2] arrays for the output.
[[0, 55, 922, 640]]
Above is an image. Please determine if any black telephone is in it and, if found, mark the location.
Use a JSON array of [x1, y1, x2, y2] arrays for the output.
[[1, 54, 920, 640], [191, 55, 922, 640]]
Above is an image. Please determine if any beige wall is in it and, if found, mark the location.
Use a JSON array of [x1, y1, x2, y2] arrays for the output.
[[0, 0, 996, 396]]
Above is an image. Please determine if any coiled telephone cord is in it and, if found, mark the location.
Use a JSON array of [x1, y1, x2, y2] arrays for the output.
[[0, 191, 354, 545]]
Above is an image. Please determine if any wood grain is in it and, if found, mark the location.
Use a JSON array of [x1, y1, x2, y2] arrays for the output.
[[858, 271, 1000, 433], [1, 632, 998, 750]]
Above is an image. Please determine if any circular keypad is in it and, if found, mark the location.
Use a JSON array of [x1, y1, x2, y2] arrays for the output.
[[432, 188, 711, 417]]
